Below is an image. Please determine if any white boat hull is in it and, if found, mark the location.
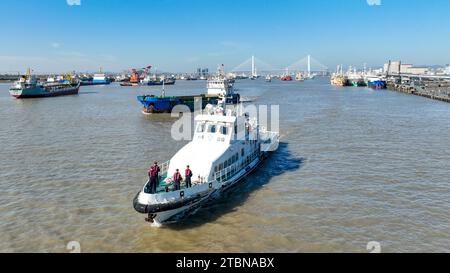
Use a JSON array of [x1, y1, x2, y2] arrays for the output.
[[134, 155, 266, 225]]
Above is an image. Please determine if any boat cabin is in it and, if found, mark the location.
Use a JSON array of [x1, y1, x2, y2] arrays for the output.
[[194, 115, 237, 144], [206, 78, 234, 97]]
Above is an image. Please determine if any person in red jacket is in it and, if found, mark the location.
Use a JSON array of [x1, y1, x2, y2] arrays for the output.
[[173, 169, 182, 191], [148, 161, 160, 194], [185, 165, 193, 188]]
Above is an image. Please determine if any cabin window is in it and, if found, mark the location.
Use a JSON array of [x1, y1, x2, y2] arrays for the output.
[[208, 125, 216, 133], [197, 123, 205, 133], [214, 166, 218, 173], [221, 126, 228, 135], [228, 158, 232, 166], [219, 163, 223, 171], [224, 161, 228, 168], [241, 149, 245, 157]]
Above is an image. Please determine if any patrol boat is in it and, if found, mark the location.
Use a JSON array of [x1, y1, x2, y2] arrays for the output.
[[133, 100, 280, 225]]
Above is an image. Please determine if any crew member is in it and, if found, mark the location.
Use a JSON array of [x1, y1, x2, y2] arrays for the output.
[[185, 165, 193, 188], [173, 169, 182, 191], [148, 161, 160, 194]]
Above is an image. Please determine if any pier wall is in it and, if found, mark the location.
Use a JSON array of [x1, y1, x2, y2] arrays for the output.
[[386, 77, 450, 103]]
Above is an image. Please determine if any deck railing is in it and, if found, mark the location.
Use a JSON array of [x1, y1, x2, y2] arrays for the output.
[[213, 150, 260, 184], [159, 160, 170, 176]]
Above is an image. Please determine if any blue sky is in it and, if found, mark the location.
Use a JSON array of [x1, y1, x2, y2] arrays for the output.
[[0, 0, 449, 73]]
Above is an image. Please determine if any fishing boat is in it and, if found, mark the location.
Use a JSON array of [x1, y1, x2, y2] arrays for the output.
[[367, 77, 387, 89], [295, 72, 305, 82], [9, 69, 80, 99], [330, 74, 349, 87], [280, 68, 293, 81], [280, 75, 293, 81], [137, 65, 240, 115], [348, 75, 367, 87], [367, 77, 387, 90], [133, 100, 280, 225]]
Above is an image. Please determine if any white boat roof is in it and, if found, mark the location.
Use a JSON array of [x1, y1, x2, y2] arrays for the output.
[[195, 114, 236, 124], [168, 141, 230, 179]]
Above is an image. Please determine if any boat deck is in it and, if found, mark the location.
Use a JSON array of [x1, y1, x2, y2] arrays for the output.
[[144, 175, 201, 194]]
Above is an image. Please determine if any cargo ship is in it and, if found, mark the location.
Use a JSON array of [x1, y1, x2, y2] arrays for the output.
[[92, 73, 111, 85], [80, 68, 111, 86], [137, 65, 240, 114], [9, 69, 80, 99]]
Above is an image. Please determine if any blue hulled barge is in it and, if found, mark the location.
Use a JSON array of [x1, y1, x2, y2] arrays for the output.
[[137, 66, 240, 114]]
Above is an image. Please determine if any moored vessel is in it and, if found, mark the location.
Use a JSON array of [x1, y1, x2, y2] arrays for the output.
[[348, 75, 367, 87], [330, 74, 349, 87], [367, 77, 387, 89], [295, 72, 305, 81]]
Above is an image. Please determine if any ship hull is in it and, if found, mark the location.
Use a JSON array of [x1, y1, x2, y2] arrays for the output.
[[81, 80, 111, 86], [144, 80, 176, 86], [133, 155, 264, 225], [92, 80, 111, 85], [137, 94, 240, 114], [10, 84, 80, 99], [368, 81, 387, 89]]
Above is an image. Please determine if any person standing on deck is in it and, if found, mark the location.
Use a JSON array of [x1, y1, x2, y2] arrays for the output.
[[173, 169, 182, 191], [185, 165, 193, 188], [148, 162, 160, 194]]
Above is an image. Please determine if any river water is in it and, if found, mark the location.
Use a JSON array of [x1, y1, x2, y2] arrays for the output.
[[0, 78, 449, 253]]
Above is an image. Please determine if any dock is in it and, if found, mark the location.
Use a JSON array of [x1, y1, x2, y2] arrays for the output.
[[386, 74, 450, 103]]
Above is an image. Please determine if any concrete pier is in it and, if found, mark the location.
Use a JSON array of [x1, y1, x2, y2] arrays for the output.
[[386, 74, 450, 103]]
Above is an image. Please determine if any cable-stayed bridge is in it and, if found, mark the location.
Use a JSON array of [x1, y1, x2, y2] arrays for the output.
[[230, 55, 329, 76]]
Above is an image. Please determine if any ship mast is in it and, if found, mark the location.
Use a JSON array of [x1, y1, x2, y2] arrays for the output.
[[162, 79, 165, 97]]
